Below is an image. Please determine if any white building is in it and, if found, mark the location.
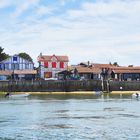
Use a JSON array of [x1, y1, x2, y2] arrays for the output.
[[38, 54, 69, 79]]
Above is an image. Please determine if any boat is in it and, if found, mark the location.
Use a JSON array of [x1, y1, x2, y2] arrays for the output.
[[95, 91, 103, 95], [132, 93, 140, 99], [5, 93, 30, 98]]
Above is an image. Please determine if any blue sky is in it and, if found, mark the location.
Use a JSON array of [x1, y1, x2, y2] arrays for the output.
[[0, 0, 140, 66]]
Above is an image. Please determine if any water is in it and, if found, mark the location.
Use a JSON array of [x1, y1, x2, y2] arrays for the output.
[[0, 94, 140, 140]]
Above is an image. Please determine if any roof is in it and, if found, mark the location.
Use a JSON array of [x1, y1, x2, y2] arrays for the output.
[[76, 66, 101, 74], [92, 63, 115, 69], [0, 70, 12, 75], [38, 54, 69, 62], [58, 70, 72, 75], [0, 70, 37, 75], [14, 70, 37, 75], [112, 67, 140, 74]]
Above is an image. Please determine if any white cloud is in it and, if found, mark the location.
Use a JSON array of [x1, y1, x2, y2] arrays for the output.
[[36, 5, 55, 16], [1, 0, 140, 66], [11, 0, 39, 18]]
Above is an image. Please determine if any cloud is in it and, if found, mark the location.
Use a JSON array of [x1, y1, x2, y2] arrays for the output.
[[36, 5, 55, 16], [11, 0, 39, 18], [0, 0, 11, 8], [1, 0, 140, 66]]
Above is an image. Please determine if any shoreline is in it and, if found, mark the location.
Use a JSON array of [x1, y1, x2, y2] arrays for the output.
[[0, 91, 139, 95]]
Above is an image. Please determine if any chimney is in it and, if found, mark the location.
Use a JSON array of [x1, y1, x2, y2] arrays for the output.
[[40, 52, 42, 57]]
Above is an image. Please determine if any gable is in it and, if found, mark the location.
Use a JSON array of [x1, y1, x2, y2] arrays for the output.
[[51, 55, 58, 62], [38, 55, 69, 62], [0, 55, 33, 64]]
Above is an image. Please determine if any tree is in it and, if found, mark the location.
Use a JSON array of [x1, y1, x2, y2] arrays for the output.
[[18, 52, 33, 62], [113, 62, 119, 67], [0, 46, 9, 61]]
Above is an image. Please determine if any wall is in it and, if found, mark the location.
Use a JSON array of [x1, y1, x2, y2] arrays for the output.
[[1, 80, 140, 92], [0, 80, 102, 92]]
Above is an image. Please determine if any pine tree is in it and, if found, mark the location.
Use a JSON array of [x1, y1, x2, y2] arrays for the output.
[[0, 46, 9, 61]]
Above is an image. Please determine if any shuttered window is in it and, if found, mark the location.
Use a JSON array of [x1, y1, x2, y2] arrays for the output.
[[44, 62, 48, 68], [52, 62, 56, 68], [60, 62, 64, 68]]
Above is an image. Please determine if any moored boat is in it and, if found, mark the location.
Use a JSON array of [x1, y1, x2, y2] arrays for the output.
[[132, 93, 140, 99], [5, 93, 30, 98]]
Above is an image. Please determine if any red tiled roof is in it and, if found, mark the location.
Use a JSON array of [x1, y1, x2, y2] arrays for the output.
[[38, 55, 69, 62]]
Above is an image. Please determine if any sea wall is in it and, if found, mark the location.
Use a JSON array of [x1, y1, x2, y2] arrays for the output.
[[109, 81, 140, 91], [0, 80, 140, 92], [0, 80, 102, 92]]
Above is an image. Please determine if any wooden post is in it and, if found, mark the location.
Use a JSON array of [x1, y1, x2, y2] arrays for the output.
[[101, 77, 104, 91], [106, 80, 110, 93]]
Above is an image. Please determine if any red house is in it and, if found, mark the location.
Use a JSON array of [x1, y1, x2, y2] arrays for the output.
[[38, 54, 69, 79]]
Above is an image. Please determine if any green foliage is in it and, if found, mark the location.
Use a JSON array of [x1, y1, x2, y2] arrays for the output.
[[18, 52, 33, 62], [0, 46, 9, 61], [113, 62, 119, 66]]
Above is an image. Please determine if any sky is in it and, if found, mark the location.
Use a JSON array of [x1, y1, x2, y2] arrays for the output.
[[0, 0, 140, 67]]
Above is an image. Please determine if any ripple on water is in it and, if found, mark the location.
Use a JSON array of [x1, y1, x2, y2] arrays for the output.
[[0, 95, 140, 139], [117, 113, 140, 118], [103, 107, 125, 112]]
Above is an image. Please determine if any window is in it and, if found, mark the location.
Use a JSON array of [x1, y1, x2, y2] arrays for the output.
[[14, 64, 19, 70], [11, 63, 19, 70], [5, 64, 10, 70], [25, 64, 29, 69], [44, 62, 48, 68], [13, 56, 17, 61], [60, 62, 64, 68], [52, 62, 56, 68], [44, 72, 52, 78]]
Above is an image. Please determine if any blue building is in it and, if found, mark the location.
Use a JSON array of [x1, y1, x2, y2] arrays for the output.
[[0, 55, 37, 80]]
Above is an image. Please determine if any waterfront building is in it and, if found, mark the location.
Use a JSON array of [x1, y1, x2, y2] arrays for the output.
[[73, 63, 114, 80], [0, 55, 37, 80], [110, 66, 140, 81], [37, 54, 69, 79], [74, 65, 101, 80]]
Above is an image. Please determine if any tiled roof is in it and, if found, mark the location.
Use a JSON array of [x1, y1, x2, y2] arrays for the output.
[[38, 55, 69, 62], [14, 70, 37, 75], [92, 63, 115, 68], [112, 67, 140, 74], [76, 66, 101, 74], [0, 70, 12, 75], [0, 70, 37, 75]]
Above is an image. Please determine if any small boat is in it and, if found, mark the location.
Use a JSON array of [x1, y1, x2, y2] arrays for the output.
[[5, 93, 30, 98], [95, 91, 103, 95], [132, 93, 140, 99]]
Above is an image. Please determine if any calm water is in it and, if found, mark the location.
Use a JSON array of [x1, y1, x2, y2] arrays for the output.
[[0, 94, 140, 140]]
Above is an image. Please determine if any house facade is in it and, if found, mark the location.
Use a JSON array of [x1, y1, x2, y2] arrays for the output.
[[72, 63, 115, 80], [111, 67, 140, 81], [38, 54, 69, 79], [0, 55, 36, 80]]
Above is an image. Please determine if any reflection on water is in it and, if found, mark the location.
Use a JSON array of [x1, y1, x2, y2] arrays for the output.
[[0, 94, 140, 140]]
